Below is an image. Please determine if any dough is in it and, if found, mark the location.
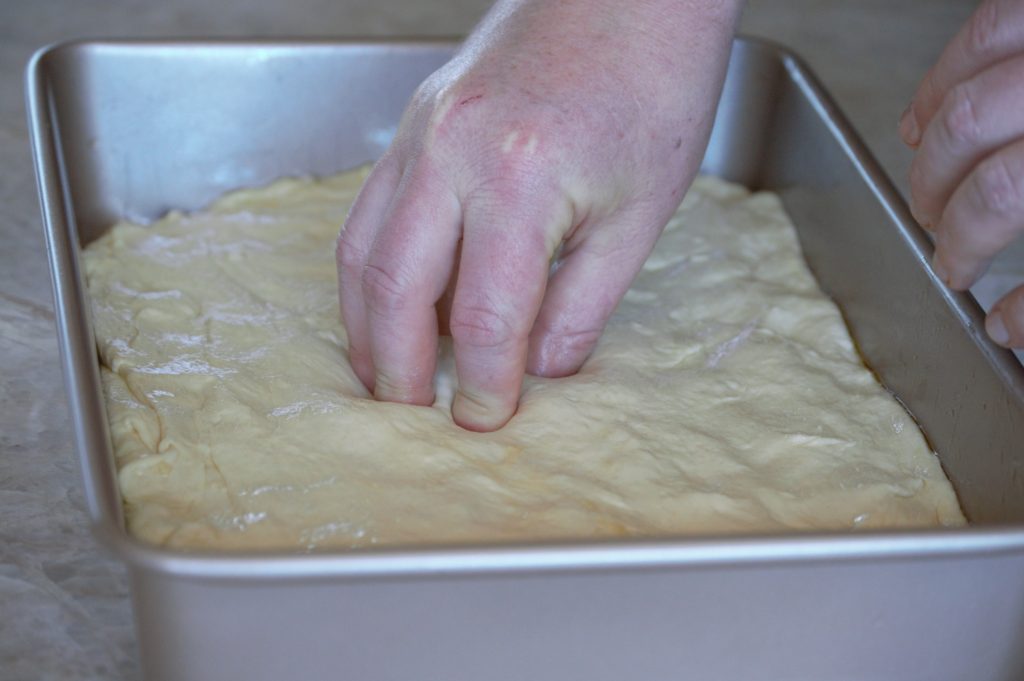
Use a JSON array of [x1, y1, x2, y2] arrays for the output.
[[83, 168, 965, 551]]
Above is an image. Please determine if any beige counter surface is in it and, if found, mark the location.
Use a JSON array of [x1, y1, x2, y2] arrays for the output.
[[1, 2, 1001, 679]]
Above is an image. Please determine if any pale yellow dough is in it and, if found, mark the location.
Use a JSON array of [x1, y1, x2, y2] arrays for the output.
[[83, 168, 965, 551]]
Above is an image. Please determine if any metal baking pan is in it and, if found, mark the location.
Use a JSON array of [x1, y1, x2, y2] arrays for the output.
[[26, 38, 1024, 681]]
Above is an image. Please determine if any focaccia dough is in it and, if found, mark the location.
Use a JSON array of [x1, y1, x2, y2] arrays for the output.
[[83, 168, 965, 550]]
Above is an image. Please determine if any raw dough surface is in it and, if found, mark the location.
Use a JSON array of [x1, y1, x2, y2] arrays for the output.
[[83, 169, 965, 551]]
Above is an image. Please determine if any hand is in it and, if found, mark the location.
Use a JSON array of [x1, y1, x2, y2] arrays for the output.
[[899, 0, 1024, 348], [337, 0, 741, 430]]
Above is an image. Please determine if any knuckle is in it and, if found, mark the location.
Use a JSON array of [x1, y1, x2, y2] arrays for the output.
[[543, 326, 604, 356], [402, 75, 450, 128], [335, 233, 365, 271], [361, 264, 412, 314], [530, 326, 603, 378], [474, 162, 535, 201], [458, 131, 556, 203], [496, 140, 550, 181], [971, 156, 1021, 216], [409, 79, 439, 112], [466, 149, 559, 215], [940, 85, 982, 148], [425, 82, 486, 135], [449, 304, 519, 350], [968, 0, 1002, 57]]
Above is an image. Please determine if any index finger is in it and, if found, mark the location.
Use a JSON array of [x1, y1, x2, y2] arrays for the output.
[[363, 164, 462, 405], [337, 156, 402, 392], [900, 0, 1024, 146]]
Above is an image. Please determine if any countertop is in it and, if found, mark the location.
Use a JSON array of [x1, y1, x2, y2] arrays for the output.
[[2, 1, 1016, 679]]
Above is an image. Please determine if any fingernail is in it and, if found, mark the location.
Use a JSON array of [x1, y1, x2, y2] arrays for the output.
[[898, 104, 921, 147], [932, 256, 950, 286], [986, 310, 1011, 346]]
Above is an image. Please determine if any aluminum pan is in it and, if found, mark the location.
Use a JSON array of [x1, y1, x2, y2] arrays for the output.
[[27, 37, 1024, 681], [27, 38, 1024, 575]]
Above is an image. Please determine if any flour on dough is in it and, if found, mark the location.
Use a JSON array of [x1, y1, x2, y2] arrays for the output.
[[82, 168, 966, 551]]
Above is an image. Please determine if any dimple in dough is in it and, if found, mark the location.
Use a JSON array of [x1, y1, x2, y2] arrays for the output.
[[82, 168, 966, 551]]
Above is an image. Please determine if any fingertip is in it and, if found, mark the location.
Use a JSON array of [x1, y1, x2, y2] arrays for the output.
[[931, 253, 951, 287], [985, 308, 1011, 346], [931, 253, 982, 291], [932, 219, 998, 291], [898, 102, 922, 148], [348, 348, 376, 393], [526, 354, 582, 379], [452, 389, 516, 432], [526, 329, 600, 378], [987, 286, 1024, 349]]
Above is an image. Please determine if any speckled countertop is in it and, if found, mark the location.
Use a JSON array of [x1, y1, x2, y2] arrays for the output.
[[3, 1, 1018, 679]]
